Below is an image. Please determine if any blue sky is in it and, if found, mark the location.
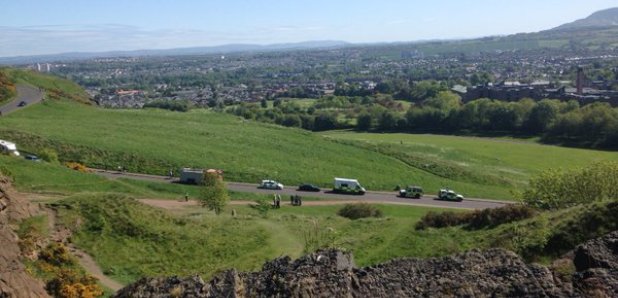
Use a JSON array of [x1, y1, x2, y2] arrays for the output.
[[0, 0, 617, 57]]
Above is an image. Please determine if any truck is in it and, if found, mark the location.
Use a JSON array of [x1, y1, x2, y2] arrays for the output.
[[333, 177, 366, 195], [0, 140, 20, 157], [179, 168, 223, 185], [180, 168, 204, 184], [398, 185, 423, 199], [437, 188, 464, 202]]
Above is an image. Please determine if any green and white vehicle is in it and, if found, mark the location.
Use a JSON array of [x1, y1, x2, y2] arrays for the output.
[[437, 188, 464, 202], [333, 177, 366, 195], [398, 185, 424, 199]]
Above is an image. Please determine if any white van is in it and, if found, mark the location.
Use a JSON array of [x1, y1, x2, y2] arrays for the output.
[[0, 140, 20, 157], [333, 177, 366, 195]]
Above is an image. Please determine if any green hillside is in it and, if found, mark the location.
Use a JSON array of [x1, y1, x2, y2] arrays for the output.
[[2, 71, 618, 199], [0, 99, 520, 198]]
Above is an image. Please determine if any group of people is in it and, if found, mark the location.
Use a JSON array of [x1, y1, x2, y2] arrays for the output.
[[272, 194, 303, 208], [290, 194, 302, 206]]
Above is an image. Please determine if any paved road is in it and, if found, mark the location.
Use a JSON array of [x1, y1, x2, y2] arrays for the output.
[[0, 84, 44, 116], [92, 169, 510, 210]]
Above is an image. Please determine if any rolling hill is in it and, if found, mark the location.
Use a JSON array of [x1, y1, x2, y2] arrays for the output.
[[2, 70, 618, 200], [553, 7, 618, 30]]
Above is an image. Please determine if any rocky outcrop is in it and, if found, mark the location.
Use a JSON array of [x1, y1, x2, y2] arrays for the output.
[[0, 175, 49, 298], [572, 230, 618, 297], [116, 231, 618, 298]]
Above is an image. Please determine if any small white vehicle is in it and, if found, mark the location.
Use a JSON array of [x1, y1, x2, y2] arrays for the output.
[[258, 179, 284, 190], [0, 140, 20, 157], [333, 177, 366, 195]]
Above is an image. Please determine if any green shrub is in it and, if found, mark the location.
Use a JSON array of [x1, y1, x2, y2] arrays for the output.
[[46, 268, 103, 298], [39, 243, 74, 267], [415, 204, 535, 230], [466, 204, 536, 229], [143, 99, 190, 112], [521, 162, 618, 210], [337, 203, 383, 220], [414, 210, 468, 230], [38, 148, 59, 163]]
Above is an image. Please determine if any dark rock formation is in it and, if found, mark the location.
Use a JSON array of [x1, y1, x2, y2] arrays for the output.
[[116, 231, 618, 298], [574, 230, 618, 271], [0, 175, 50, 297], [572, 230, 618, 297]]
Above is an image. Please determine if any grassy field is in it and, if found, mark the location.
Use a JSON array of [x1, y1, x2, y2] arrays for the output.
[[321, 131, 618, 198]]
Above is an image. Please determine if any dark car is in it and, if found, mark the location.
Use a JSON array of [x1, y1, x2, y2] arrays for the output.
[[25, 154, 41, 162], [297, 184, 321, 192], [18, 101, 27, 107]]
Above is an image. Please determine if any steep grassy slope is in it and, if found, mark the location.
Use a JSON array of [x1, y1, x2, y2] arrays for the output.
[[0, 100, 516, 198], [2, 68, 90, 104], [0, 68, 17, 105]]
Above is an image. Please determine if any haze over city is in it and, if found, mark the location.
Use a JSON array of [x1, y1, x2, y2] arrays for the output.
[[1, 0, 617, 57]]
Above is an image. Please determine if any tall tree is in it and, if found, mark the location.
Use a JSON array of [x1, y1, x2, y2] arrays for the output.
[[199, 172, 229, 215]]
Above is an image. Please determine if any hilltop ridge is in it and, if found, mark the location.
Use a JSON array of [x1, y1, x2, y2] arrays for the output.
[[554, 7, 618, 30]]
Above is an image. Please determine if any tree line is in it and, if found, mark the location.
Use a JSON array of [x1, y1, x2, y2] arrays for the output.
[[357, 91, 618, 149]]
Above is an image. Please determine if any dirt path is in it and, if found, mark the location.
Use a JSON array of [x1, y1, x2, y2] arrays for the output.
[[138, 198, 467, 210], [45, 208, 124, 292]]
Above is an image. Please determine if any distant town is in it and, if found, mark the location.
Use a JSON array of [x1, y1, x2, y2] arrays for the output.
[[21, 43, 618, 109]]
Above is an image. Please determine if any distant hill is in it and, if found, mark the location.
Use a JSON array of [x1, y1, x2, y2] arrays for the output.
[[0, 40, 349, 65], [3, 8, 618, 64], [553, 7, 618, 30]]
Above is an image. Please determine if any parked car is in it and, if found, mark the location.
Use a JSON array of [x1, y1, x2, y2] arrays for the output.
[[398, 185, 423, 198], [297, 184, 320, 192], [437, 188, 464, 202], [25, 154, 41, 162], [258, 179, 284, 190], [18, 101, 27, 107]]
